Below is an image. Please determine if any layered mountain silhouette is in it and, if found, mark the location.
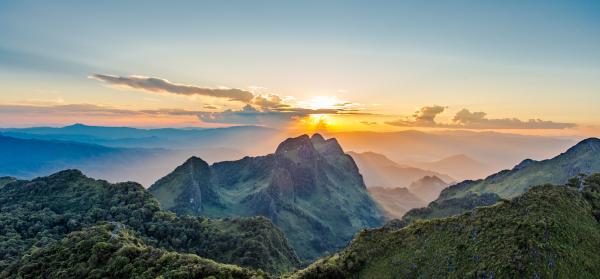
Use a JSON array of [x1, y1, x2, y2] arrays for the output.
[[292, 176, 600, 278], [149, 134, 386, 261], [408, 175, 449, 203], [409, 154, 493, 181], [367, 187, 426, 219], [0, 134, 184, 185], [402, 137, 600, 222], [348, 151, 453, 188]]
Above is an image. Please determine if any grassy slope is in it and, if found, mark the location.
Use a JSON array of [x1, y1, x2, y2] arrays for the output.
[[440, 138, 600, 201], [291, 184, 600, 278], [0, 170, 299, 274], [9, 223, 270, 279]]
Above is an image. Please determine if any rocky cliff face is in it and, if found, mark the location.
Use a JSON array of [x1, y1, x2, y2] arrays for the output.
[[150, 134, 386, 261]]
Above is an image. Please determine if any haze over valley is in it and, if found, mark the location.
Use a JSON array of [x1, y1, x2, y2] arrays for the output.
[[1, 1, 599, 278]]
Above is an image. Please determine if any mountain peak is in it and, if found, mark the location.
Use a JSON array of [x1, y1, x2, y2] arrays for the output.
[[514, 158, 537, 170], [310, 133, 326, 144], [48, 169, 86, 179], [567, 138, 600, 153], [312, 136, 344, 156], [180, 156, 210, 171], [275, 134, 314, 155]]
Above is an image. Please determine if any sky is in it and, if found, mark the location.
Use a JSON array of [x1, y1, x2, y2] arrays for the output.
[[0, 0, 599, 135]]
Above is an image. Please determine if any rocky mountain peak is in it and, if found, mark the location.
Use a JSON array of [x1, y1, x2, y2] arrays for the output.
[[312, 136, 344, 156], [275, 135, 316, 155], [310, 133, 326, 144]]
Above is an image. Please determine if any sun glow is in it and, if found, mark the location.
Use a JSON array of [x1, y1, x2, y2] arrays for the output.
[[304, 96, 344, 110]]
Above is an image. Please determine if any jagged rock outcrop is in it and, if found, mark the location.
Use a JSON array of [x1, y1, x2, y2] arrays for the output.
[[150, 134, 385, 261]]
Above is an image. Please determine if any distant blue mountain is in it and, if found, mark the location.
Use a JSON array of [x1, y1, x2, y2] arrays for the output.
[[0, 124, 278, 149], [0, 135, 179, 185]]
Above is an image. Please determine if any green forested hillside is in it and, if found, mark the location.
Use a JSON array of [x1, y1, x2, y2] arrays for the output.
[[0, 170, 299, 274], [401, 138, 600, 223], [290, 174, 600, 278], [150, 134, 385, 262], [439, 138, 600, 201], [0, 176, 16, 188], [8, 223, 270, 279]]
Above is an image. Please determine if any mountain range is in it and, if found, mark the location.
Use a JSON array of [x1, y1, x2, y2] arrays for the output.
[[407, 175, 449, 202], [0, 123, 279, 151], [2, 130, 600, 277], [367, 187, 426, 219], [328, 130, 576, 176], [402, 137, 600, 223], [0, 134, 184, 185], [348, 151, 453, 188], [149, 134, 386, 262], [291, 175, 600, 278], [407, 154, 493, 181]]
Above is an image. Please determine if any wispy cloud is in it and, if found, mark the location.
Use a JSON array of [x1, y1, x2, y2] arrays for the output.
[[89, 73, 369, 126], [0, 104, 202, 117], [90, 74, 255, 102], [386, 106, 575, 130]]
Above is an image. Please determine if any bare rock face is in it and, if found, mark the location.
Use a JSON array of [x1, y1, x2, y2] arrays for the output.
[[150, 134, 385, 261]]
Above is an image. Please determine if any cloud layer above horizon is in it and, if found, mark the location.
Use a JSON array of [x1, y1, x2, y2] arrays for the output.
[[90, 73, 366, 127], [385, 106, 575, 130]]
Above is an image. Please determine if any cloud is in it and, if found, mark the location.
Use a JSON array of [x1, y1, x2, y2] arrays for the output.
[[386, 106, 575, 130], [90, 74, 326, 112], [451, 109, 576, 129], [90, 74, 255, 103], [385, 105, 446, 127], [251, 94, 290, 110], [0, 104, 202, 117], [89, 73, 371, 127], [413, 105, 446, 124], [360, 121, 378, 126], [197, 104, 344, 127]]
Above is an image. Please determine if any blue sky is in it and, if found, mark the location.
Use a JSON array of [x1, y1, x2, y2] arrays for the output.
[[0, 0, 599, 132]]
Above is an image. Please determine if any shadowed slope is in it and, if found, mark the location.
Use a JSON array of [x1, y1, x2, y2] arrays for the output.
[[150, 134, 385, 262]]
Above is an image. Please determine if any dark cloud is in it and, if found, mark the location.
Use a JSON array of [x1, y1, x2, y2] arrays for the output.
[[386, 106, 575, 130], [90, 74, 255, 103]]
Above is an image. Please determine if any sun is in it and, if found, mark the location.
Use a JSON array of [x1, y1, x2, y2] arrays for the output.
[[306, 96, 342, 110]]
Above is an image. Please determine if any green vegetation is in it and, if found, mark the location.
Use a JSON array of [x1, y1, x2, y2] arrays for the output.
[[0, 170, 299, 274], [0, 176, 16, 188], [290, 174, 600, 278], [440, 138, 600, 201], [398, 138, 600, 224], [402, 192, 500, 223], [150, 134, 385, 262], [8, 223, 270, 279]]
